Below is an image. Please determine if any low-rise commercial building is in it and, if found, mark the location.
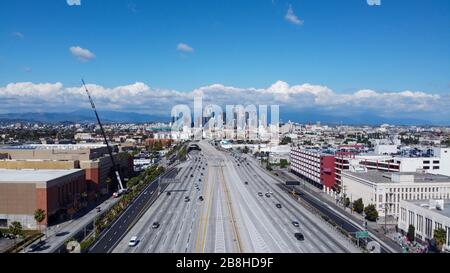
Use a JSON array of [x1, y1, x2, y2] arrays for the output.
[[342, 169, 450, 218], [0, 169, 86, 229], [398, 199, 450, 251]]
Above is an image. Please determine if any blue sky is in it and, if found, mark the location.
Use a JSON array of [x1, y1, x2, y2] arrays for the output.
[[0, 0, 450, 124]]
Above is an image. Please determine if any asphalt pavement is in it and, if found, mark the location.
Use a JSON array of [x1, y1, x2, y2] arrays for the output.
[[89, 168, 178, 253], [112, 141, 360, 253]]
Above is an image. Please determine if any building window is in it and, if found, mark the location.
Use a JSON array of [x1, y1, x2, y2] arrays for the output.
[[401, 208, 407, 222], [433, 161, 439, 164], [417, 215, 423, 232], [433, 166, 440, 170], [425, 218, 433, 238], [423, 160, 430, 164], [408, 211, 415, 226], [447, 227, 450, 246], [0, 219, 7, 228]]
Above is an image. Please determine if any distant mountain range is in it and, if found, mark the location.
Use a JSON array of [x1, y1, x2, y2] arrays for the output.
[[0, 109, 446, 126], [0, 110, 170, 124], [280, 110, 441, 126]]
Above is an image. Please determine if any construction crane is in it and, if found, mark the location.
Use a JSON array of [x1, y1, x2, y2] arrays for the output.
[[82, 79, 126, 197]]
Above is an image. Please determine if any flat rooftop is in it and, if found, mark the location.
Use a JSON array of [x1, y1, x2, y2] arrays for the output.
[[0, 169, 83, 183], [343, 170, 450, 184], [0, 144, 107, 151], [407, 199, 450, 218], [292, 148, 334, 156]]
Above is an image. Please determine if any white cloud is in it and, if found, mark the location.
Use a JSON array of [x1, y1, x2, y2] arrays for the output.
[[128, 2, 137, 13], [12, 32, 24, 39], [69, 46, 96, 62], [66, 0, 81, 6], [0, 81, 447, 123], [285, 4, 303, 25], [177, 43, 194, 53]]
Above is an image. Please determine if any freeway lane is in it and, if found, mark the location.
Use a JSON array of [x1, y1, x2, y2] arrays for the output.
[[88, 168, 178, 253]]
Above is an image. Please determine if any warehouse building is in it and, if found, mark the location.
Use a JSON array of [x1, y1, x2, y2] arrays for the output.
[[0, 144, 133, 195], [0, 169, 86, 229]]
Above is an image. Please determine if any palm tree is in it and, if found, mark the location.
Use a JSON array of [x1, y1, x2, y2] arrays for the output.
[[34, 209, 46, 241]]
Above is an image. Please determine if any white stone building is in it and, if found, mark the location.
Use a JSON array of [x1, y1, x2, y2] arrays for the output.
[[398, 199, 450, 251], [342, 168, 450, 218]]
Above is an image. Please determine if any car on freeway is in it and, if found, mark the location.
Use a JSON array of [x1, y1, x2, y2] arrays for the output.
[[152, 222, 160, 229], [167, 192, 171, 196], [244, 181, 249, 185], [292, 221, 300, 227], [258, 192, 263, 197], [294, 233, 304, 241], [128, 236, 139, 247], [27, 240, 46, 252], [201, 173, 203, 176], [199, 196, 204, 201], [190, 174, 194, 177], [185, 197, 190, 202], [276, 204, 282, 209], [265, 193, 271, 198], [199, 178, 202, 182]]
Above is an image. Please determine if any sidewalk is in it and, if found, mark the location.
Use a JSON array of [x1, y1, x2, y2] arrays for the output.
[[27, 196, 120, 253]]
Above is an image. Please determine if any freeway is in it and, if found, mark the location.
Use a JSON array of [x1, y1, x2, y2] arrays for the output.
[[114, 150, 239, 253], [271, 169, 399, 253], [88, 168, 178, 253], [113, 141, 360, 253]]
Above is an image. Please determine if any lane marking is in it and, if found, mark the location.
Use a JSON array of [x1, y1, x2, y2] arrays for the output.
[[219, 163, 243, 253]]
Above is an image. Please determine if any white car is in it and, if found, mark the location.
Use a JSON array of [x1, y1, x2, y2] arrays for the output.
[[128, 236, 139, 247]]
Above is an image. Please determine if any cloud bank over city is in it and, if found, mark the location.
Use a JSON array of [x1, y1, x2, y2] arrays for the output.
[[1, 81, 448, 124]]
